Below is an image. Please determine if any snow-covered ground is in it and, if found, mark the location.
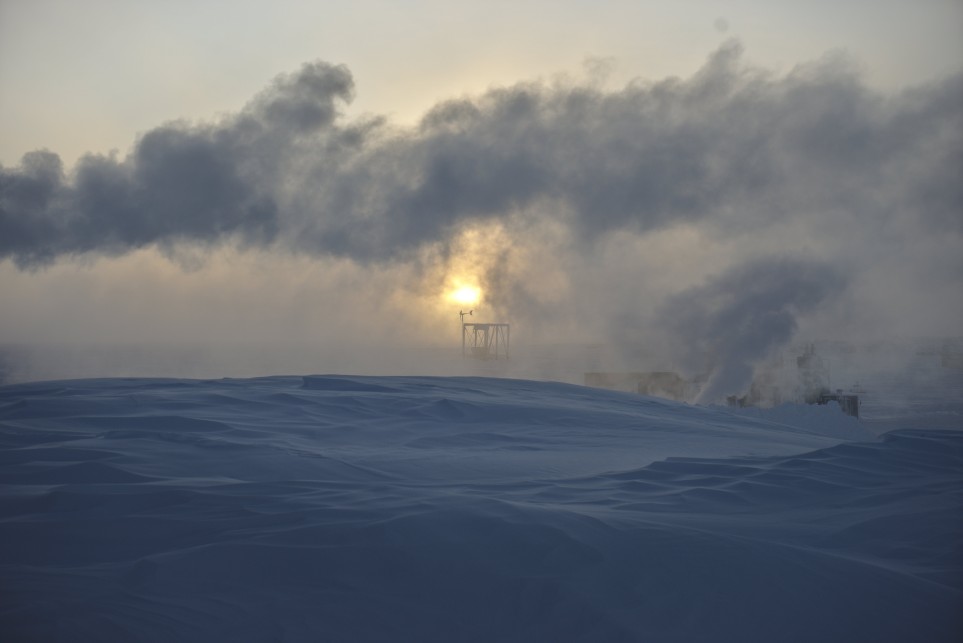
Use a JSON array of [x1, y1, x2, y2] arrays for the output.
[[1, 370, 960, 642]]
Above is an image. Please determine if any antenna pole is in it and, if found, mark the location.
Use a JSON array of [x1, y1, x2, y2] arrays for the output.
[[459, 310, 473, 357]]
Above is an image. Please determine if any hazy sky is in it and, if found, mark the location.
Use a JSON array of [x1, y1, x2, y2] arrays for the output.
[[1, 0, 961, 391], [3, 0, 961, 168]]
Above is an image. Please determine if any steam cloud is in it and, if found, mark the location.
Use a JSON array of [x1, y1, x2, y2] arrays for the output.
[[2, 42, 961, 395], [660, 258, 847, 402]]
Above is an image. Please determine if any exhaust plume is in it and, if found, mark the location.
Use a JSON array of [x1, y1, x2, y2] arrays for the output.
[[2, 42, 961, 384], [660, 258, 848, 403]]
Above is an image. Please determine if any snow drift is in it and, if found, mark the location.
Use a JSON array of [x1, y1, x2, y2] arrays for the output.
[[1, 375, 960, 642]]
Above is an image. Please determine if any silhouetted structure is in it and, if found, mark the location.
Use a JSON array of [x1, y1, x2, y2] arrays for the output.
[[816, 391, 860, 418], [462, 323, 510, 360]]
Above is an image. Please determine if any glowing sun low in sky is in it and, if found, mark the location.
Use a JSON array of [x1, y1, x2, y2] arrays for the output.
[[448, 285, 481, 306]]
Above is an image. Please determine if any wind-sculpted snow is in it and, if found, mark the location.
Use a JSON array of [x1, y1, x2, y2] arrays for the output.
[[0, 375, 960, 642]]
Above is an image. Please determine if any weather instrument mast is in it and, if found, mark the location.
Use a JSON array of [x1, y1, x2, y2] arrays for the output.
[[461, 310, 510, 360]]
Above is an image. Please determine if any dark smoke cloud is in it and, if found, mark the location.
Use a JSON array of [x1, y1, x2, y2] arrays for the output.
[[659, 258, 848, 402], [3, 41, 960, 268], [2, 42, 961, 390], [1, 61, 354, 266]]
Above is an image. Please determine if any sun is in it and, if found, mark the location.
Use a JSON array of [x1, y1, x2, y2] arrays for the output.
[[447, 284, 481, 306]]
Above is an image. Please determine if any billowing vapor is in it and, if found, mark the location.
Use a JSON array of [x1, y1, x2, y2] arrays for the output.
[[2, 41, 961, 392], [0, 62, 354, 265], [660, 258, 847, 402]]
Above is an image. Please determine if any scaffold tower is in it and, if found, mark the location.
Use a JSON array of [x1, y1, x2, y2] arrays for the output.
[[462, 322, 510, 360]]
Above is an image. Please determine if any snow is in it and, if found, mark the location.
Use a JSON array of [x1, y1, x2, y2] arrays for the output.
[[1, 374, 960, 642]]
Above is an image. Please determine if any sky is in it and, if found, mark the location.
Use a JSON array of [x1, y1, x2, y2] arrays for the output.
[[1, 0, 962, 394]]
